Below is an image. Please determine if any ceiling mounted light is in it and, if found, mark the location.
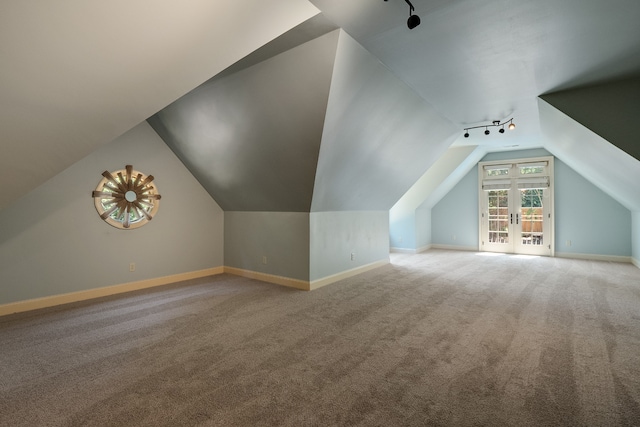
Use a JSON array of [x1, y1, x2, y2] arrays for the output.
[[384, 0, 421, 30], [462, 118, 516, 138]]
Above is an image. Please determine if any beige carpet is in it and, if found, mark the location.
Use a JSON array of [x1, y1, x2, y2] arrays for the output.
[[1, 250, 639, 426]]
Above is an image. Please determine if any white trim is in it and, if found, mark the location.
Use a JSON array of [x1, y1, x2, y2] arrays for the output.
[[390, 247, 418, 254], [223, 267, 310, 291], [632, 257, 640, 269], [310, 259, 389, 291], [0, 267, 224, 317], [483, 164, 512, 171], [482, 179, 512, 190], [517, 161, 548, 168], [431, 244, 478, 252], [416, 244, 432, 253], [390, 244, 434, 254], [555, 252, 632, 263]]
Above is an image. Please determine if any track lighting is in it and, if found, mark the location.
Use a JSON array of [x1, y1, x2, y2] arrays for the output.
[[463, 118, 516, 138], [384, 0, 421, 30]]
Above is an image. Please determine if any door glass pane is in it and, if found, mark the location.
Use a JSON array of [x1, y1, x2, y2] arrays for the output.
[[488, 190, 509, 243], [520, 189, 543, 245]]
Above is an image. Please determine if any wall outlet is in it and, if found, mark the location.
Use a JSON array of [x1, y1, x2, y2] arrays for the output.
[[129, 262, 135, 272], [262, 256, 267, 265], [452, 234, 457, 241], [350, 252, 355, 261], [566, 240, 571, 247], [398, 236, 403, 243]]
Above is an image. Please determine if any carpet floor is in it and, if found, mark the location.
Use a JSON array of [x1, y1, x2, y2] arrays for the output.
[[1, 250, 640, 426]]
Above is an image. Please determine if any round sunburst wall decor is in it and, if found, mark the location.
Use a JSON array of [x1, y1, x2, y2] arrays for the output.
[[92, 165, 161, 229]]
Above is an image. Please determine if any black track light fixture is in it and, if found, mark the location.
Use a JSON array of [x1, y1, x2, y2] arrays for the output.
[[463, 118, 516, 138], [384, 0, 421, 30]]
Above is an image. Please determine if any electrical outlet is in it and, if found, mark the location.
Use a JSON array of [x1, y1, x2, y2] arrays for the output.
[[129, 262, 135, 272], [262, 256, 267, 265], [566, 240, 571, 247], [452, 234, 457, 241], [398, 236, 403, 243], [350, 252, 355, 261]]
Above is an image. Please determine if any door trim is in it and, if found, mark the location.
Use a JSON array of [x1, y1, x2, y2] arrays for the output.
[[478, 156, 554, 256]]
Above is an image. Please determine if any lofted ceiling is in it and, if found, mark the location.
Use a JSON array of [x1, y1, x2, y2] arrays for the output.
[[1, 0, 639, 213], [0, 0, 319, 211], [311, 0, 640, 151]]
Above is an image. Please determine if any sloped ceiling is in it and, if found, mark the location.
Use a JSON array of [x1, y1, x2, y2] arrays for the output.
[[0, 0, 319, 211], [150, 30, 340, 211], [311, 0, 640, 151], [311, 31, 459, 211], [541, 76, 640, 162], [539, 98, 640, 212], [2, 0, 640, 217]]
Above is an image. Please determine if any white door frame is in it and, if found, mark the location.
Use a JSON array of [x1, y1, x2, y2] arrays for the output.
[[478, 156, 555, 256]]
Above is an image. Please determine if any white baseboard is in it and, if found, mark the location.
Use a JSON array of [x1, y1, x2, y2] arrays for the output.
[[0, 259, 394, 317], [633, 257, 640, 269], [390, 247, 418, 254], [555, 252, 632, 263], [430, 244, 478, 252], [390, 244, 432, 254], [0, 267, 224, 317], [310, 259, 390, 291], [223, 267, 310, 291]]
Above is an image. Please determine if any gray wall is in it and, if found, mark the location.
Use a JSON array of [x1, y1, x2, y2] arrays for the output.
[[224, 212, 310, 281], [0, 122, 224, 305], [310, 211, 389, 281], [429, 149, 632, 257]]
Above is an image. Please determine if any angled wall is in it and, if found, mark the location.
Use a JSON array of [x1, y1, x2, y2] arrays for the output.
[[149, 30, 340, 212], [541, 76, 640, 161], [311, 31, 459, 212], [390, 145, 484, 251], [538, 98, 640, 212], [0, 122, 224, 307]]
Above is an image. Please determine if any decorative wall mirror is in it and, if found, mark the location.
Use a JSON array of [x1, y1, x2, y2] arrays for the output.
[[92, 165, 161, 229]]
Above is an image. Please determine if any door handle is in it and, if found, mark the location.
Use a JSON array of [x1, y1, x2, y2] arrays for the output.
[[516, 213, 519, 224], [510, 213, 513, 224]]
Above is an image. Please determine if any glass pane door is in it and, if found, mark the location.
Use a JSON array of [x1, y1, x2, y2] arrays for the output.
[[482, 189, 513, 253], [515, 188, 550, 256]]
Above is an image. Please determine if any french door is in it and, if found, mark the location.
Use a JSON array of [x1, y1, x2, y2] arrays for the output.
[[479, 158, 554, 256]]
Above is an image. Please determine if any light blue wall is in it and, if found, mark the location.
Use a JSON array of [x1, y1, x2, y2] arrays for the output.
[[389, 211, 415, 250], [0, 122, 224, 306], [429, 148, 632, 257], [633, 212, 640, 265], [415, 208, 431, 250], [310, 211, 389, 281], [224, 212, 310, 281], [555, 159, 631, 257], [430, 166, 479, 249]]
